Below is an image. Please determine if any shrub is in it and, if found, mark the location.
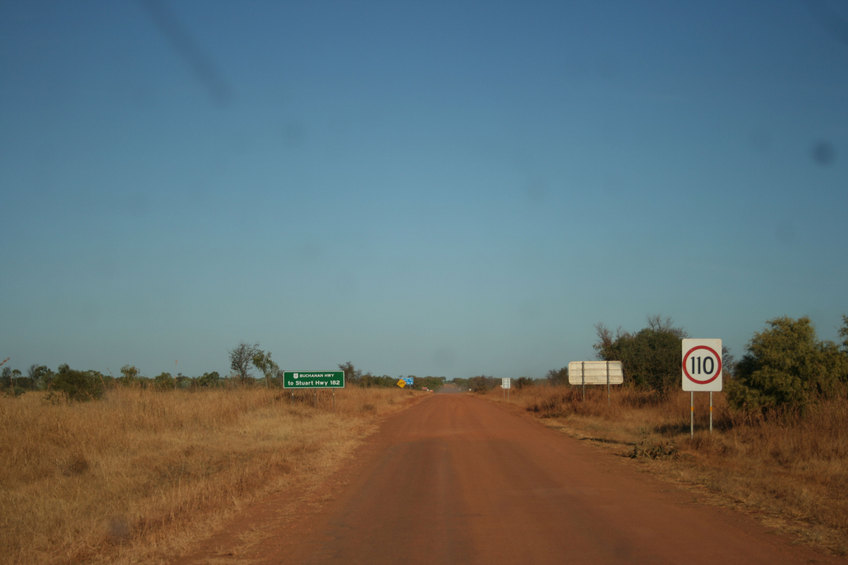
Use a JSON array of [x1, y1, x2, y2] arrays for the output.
[[469, 375, 498, 393], [51, 364, 105, 401], [154, 372, 176, 391], [594, 316, 687, 398], [727, 316, 848, 416], [196, 371, 221, 388]]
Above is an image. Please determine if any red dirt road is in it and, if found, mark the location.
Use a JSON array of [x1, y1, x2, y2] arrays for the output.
[[183, 394, 841, 564]]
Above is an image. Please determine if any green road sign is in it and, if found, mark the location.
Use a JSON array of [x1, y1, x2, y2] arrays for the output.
[[283, 371, 345, 389]]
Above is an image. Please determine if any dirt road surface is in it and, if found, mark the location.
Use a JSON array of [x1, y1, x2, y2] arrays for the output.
[[180, 394, 842, 564]]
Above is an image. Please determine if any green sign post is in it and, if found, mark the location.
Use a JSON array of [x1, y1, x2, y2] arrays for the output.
[[283, 371, 345, 389]]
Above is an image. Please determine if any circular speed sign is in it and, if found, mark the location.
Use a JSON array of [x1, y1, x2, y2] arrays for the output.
[[681, 339, 723, 391]]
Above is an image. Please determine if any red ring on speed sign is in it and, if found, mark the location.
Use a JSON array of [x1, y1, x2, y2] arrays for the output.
[[682, 345, 722, 384]]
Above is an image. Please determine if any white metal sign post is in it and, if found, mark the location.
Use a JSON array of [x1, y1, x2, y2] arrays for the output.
[[284, 371, 345, 409], [501, 378, 511, 401], [682, 339, 722, 437], [568, 361, 624, 402]]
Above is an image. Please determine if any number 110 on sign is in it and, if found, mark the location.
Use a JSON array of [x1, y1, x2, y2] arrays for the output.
[[682, 339, 722, 392], [689, 355, 716, 376]]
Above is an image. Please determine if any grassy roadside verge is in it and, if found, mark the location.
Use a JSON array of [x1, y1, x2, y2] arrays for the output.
[[485, 384, 848, 557], [0, 387, 424, 564]]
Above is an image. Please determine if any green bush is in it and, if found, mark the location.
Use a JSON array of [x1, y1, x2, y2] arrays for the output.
[[51, 364, 105, 401], [469, 375, 498, 393], [196, 371, 221, 387], [594, 316, 687, 398], [154, 372, 175, 391], [727, 316, 848, 416]]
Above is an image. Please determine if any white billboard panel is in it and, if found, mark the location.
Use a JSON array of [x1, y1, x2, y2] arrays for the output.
[[568, 361, 624, 386]]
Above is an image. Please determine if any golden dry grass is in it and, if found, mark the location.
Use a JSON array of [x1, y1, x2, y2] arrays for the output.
[[0, 386, 422, 564], [495, 384, 848, 556]]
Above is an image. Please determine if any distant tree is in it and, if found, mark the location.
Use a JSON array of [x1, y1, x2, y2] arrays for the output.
[[594, 315, 687, 398], [451, 377, 470, 390], [727, 316, 848, 415], [840, 314, 848, 354], [358, 371, 378, 388], [3, 367, 31, 396], [377, 375, 397, 387], [252, 349, 281, 387], [121, 365, 138, 380], [175, 374, 192, 389], [28, 365, 53, 390], [8, 368, 31, 391], [545, 367, 568, 386], [515, 377, 534, 390], [230, 342, 260, 383], [721, 346, 735, 379], [416, 376, 446, 391], [469, 375, 497, 393], [338, 362, 362, 386], [154, 372, 175, 390], [52, 364, 105, 401], [196, 371, 220, 387]]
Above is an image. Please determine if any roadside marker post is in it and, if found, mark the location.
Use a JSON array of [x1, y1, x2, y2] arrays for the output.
[[681, 339, 722, 438], [501, 378, 511, 401]]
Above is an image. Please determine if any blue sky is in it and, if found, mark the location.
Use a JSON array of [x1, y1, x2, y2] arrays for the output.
[[2, 1, 846, 380]]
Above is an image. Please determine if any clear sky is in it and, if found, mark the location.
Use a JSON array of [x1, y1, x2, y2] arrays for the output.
[[2, 1, 846, 380]]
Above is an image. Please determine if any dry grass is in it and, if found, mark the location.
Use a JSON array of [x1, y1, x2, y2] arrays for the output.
[[496, 384, 848, 556], [0, 386, 421, 564]]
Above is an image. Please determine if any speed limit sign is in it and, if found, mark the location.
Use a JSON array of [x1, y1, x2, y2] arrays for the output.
[[682, 339, 722, 391]]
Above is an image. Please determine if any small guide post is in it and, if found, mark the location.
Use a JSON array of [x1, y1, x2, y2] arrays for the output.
[[709, 391, 713, 433], [690, 391, 694, 439]]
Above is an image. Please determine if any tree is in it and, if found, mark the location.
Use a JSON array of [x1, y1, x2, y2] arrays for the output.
[[338, 362, 362, 386], [252, 349, 281, 387], [721, 346, 735, 379], [175, 374, 193, 389], [727, 316, 848, 415], [154, 372, 175, 390], [6, 368, 29, 392], [594, 315, 687, 398], [230, 342, 260, 383], [2, 367, 29, 396], [515, 377, 534, 390], [196, 371, 220, 387], [29, 364, 54, 390], [119, 365, 140, 387], [416, 376, 446, 391], [469, 375, 497, 393], [1, 367, 13, 394], [545, 367, 568, 385], [52, 364, 105, 401], [840, 315, 848, 354]]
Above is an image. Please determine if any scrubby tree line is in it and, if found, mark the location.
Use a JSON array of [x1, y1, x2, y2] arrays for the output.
[[338, 361, 447, 391], [7, 315, 847, 413], [587, 314, 848, 416], [0, 343, 450, 400], [454, 375, 534, 392], [0, 362, 226, 399]]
